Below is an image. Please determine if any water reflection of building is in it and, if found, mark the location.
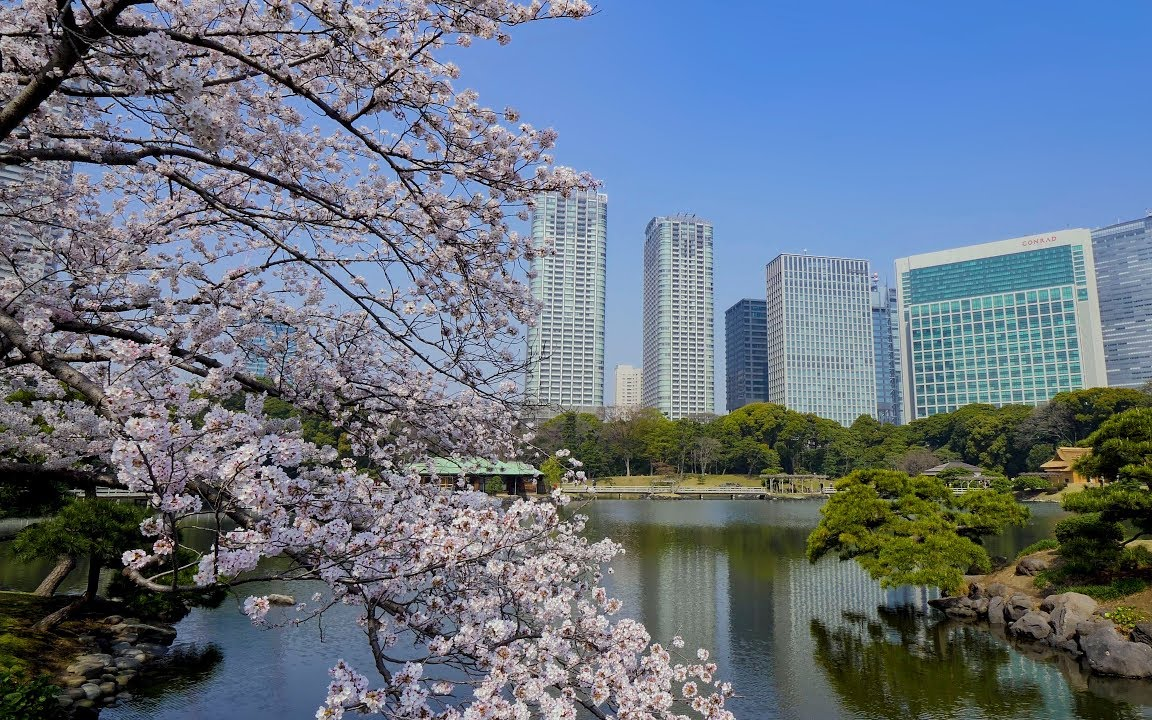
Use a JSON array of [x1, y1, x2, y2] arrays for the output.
[[644, 546, 729, 660], [586, 502, 1146, 720]]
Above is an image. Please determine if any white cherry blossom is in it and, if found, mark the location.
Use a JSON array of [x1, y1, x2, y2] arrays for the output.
[[0, 1, 734, 717]]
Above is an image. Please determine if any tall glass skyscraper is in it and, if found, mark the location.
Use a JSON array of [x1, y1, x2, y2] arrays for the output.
[[525, 191, 607, 412], [1091, 213, 1152, 388], [642, 215, 714, 419], [871, 279, 903, 425], [0, 155, 70, 286], [896, 230, 1107, 420], [725, 299, 768, 412], [766, 254, 876, 427]]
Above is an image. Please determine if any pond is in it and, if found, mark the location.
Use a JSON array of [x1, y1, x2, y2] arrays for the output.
[[5, 499, 1152, 719]]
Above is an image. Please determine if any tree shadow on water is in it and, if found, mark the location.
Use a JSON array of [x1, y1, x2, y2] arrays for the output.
[[810, 609, 1049, 720], [127, 643, 224, 700]]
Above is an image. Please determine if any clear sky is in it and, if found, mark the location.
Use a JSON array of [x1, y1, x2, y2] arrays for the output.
[[458, 1, 1152, 409]]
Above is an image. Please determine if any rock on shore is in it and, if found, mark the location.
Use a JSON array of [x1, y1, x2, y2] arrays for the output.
[[930, 585, 1152, 679], [55, 615, 177, 713]]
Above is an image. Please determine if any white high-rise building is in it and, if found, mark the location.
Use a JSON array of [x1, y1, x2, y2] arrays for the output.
[[525, 191, 607, 412], [766, 254, 877, 427], [641, 215, 714, 419], [613, 364, 643, 409]]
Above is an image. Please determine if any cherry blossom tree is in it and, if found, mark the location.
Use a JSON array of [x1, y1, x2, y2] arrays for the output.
[[0, 0, 735, 717]]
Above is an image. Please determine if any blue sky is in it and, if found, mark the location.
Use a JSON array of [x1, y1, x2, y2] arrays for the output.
[[459, 1, 1152, 407]]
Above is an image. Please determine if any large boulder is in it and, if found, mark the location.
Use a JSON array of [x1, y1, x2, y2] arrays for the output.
[[945, 605, 977, 620], [1041, 592, 1097, 614], [1006, 593, 1034, 622], [1081, 628, 1152, 678], [1076, 618, 1116, 639], [66, 654, 112, 679], [987, 596, 1007, 625], [986, 582, 1009, 598], [1049, 593, 1099, 642], [1017, 556, 1050, 576], [1010, 611, 1053, 641], [1132, 623, 1152, 647], [110, 622, 177, 644]]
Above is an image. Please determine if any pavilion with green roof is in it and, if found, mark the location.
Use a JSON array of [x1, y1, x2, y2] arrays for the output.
[[408, 458, 542, 496]]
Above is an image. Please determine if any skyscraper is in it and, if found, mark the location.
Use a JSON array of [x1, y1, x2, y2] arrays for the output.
[[613, 364, 643, 409], [896, 230, 1107, 421], [724, 298, 768, 412], [244, 321, 297, 377], [871, 278, 903, 425], [765, 254, 876, 427], [642, 215, 714, 419], [1091, 213, 1152, 389], [525, 191, 607, 412], [0, 156, 70, 286]]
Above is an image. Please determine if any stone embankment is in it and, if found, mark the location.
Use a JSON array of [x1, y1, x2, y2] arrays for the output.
[[55, 615, 177, 714], [932, 584, 1152, 678]]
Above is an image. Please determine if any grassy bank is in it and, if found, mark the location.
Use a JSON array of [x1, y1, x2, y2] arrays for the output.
[[979, 551, 1152, 617], [0, 592, 88, 678]]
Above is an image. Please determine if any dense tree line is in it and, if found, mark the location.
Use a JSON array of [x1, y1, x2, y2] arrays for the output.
[[806, 394, 1152, 594], [531, 387, 1152, 479]]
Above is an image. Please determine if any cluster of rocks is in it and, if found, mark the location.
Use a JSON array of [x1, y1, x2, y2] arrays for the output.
[[55, 615, 177, 714], [932, 583, 1152, 678]]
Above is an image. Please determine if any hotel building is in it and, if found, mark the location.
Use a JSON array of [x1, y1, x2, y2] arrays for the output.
[[896, 230, 1107, 420]]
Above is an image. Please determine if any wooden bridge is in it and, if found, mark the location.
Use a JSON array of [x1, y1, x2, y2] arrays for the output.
[[70, 487, 151, 501], [558, 483, 834, 499]]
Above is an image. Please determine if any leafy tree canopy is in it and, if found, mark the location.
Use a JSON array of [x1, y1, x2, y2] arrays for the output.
[[1075, 407, 1152, 481], [13, 499, 149, 566], [807, 469, 1028, 593]]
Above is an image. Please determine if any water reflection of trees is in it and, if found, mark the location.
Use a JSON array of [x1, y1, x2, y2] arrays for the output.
[[129, 644, 225, 702], [811, 609, 1045, 719], [602, 516, 810, 579]]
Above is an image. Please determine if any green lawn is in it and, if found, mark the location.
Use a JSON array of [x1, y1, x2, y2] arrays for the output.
[[0, 592, 82, 677]]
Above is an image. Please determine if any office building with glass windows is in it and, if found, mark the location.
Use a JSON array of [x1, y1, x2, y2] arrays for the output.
[[0, 155, 70, 286], [871, 278, 903, 424], [525, 191, 608, 412], [725, 299, 769, 412], [896, 230, 1107, 421], [1091, 213, 1152, 389], [642, 215, 714, 419], [766, 254, 876, 427], [243, 321, 298, 378]]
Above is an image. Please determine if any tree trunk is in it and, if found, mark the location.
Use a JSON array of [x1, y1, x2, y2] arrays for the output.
[[34, 555, 76, 597], [83, 484, 101, 600], [624, 458, 631, 477], [32, 596, 88, 632], [85, 556, 102, 600]]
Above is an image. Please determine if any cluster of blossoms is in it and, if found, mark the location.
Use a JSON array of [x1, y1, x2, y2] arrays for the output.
[[0, 0, 736, 717]]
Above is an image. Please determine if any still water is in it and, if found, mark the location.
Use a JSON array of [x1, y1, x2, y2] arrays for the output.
[[5, 499, 1152, 719]]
